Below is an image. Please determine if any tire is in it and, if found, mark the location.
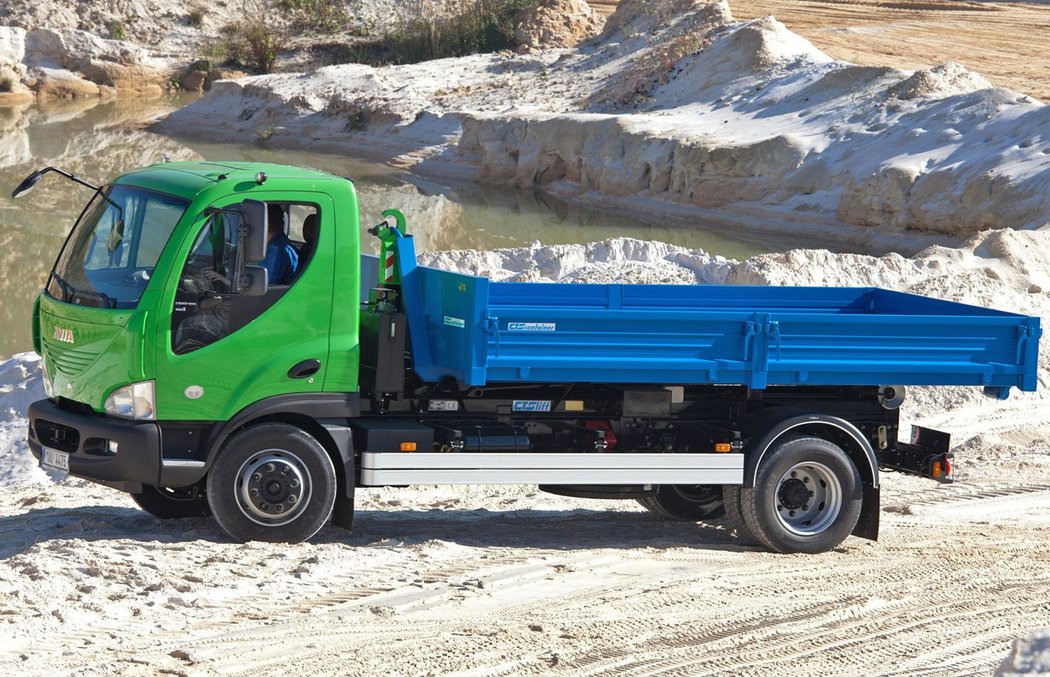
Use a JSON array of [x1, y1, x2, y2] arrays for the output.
[[721, 485, 756, 544], [636, 485, 726, 521], [130, 484, 211, 519], [207, 423, 337, 543], [741, 436, 862, 554]]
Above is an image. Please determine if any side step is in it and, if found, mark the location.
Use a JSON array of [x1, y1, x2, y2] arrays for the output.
[[359, 452, 743, 486]]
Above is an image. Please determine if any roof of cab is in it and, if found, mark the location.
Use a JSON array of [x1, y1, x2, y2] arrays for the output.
[[113, 161, 342, 200]]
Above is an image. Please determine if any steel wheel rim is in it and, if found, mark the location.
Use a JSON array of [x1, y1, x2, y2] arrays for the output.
[[235, 449, 313, 526], [774, 461, 841, 536]]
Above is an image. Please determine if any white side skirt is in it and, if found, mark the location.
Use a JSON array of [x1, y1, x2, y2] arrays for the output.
[[359, 452, 744, 486]]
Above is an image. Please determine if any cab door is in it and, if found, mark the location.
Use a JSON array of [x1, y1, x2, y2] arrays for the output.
[[153, 191, 335, 422]]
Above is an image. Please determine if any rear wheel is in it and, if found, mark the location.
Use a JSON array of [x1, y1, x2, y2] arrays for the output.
[[637, 485, 726, 521], [130, 484, 210, 519], [741, 436, 861, 554], [207, 423, 337, 543]]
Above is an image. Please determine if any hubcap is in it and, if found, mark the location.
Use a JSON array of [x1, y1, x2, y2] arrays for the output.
[[235, 451, 312, 526], [773, 461, 841, 536]]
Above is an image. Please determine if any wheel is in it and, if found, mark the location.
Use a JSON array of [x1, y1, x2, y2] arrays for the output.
[[207, 423, 337, 543], [741, 436, 862, 554], [637, 485, 726, 521], [130, 484, 211, 519], [721, 485, 756, 544]]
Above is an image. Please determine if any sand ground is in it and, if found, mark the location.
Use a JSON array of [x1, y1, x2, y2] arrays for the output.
[[2, 475, 1049, 676]]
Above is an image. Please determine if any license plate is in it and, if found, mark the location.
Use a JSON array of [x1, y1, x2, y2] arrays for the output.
[[41, 447, 70, 474]]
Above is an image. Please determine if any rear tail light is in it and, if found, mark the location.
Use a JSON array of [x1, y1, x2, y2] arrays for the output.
[[927, 452, 954, 483]]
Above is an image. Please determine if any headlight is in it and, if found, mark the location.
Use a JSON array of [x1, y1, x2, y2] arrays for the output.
[[41, 356, 54, 399], [104, 380, 156, 420]]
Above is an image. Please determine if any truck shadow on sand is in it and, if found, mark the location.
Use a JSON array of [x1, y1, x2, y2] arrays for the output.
[[1, 505, 760, 559], [339, 507, 758, 552]]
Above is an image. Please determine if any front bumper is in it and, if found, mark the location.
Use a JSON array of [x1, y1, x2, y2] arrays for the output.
[[28, 398, 161, 492]]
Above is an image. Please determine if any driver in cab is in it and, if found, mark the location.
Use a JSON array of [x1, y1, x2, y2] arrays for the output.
[[262, 204, 298, 285]]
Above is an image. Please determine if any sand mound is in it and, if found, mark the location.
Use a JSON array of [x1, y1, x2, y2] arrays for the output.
[[515, 0, 604, 51], [890, 61, 992, 101], [600, 0, 731, 42], [660, 15, 832, 94]]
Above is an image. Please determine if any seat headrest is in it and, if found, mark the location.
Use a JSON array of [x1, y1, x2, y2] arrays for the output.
[[302, 214, 319, 243]]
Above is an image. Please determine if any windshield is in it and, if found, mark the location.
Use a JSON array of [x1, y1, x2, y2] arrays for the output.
[[48, 185, 189, 309]]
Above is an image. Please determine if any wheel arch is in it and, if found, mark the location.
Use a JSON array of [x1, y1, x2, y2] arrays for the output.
[[742, 411, 880, 541], [202, 394, 357, 498]]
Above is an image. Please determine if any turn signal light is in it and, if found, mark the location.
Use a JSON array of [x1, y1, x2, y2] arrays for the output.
[[931, 460, 944, 479], [400, 442, 417, 452], [714, 443, 732, 453]]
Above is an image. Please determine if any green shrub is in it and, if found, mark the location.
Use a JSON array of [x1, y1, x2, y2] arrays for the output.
[[0, 77, 13, 93], [382, 0, 538, 65], [225, 2, 289, 74], [109, 21, 126, 40]]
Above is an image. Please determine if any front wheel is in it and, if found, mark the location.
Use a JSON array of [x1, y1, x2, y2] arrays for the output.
[[207, 423, 337, 543], [130, 484, 211, 519], [637, 485, 726, 521], [741, 436, 861, 554]]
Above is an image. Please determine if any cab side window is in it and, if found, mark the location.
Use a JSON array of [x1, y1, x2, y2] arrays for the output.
[[170, 202, 320, 355]]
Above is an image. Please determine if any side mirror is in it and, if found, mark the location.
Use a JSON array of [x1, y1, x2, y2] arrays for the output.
[[238, 199, 268, 264], [11, 170, 44, 199], [241, 265, 268, 297]]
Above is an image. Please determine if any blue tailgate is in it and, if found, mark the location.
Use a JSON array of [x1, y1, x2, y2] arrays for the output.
[[392, 233, 1040, 393]]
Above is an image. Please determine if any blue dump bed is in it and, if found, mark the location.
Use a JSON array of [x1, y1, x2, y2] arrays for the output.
[[381, 234, 1041, 393]]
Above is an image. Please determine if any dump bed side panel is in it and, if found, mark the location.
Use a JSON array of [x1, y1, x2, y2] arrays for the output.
[[482, 285, 1038, 390], [391, 234, 1041, 391]]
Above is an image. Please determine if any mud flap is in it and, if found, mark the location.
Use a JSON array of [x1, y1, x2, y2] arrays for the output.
[[852, 484, 880, 541]]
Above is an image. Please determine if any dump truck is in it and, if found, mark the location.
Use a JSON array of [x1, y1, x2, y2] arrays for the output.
[[16, 162, 1042, 554]]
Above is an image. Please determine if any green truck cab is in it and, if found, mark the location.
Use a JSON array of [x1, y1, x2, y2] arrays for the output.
[[26, 162, 363, 542]]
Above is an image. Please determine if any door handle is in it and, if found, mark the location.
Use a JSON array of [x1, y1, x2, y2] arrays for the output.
[[288, 359, 321, 379]]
